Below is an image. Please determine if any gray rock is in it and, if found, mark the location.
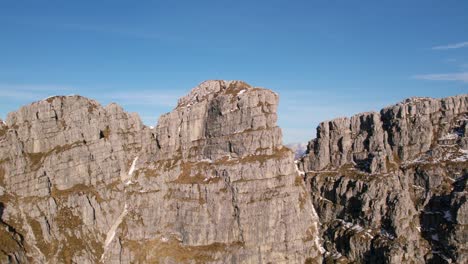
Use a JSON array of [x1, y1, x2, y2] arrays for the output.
[[1, 81, 466, 264], [0, 81, 322, 263], [299, 94, 468, 263]]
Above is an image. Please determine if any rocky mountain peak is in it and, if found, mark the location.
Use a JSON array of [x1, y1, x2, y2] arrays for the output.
[[156, 80, 281, 163], [298, 93, 468, 263], [177, 80, 253, 107], [0, 81, 466, 263], [0, 81, 322, 263]]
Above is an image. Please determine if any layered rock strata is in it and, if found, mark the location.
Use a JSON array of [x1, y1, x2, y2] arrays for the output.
[[0, 81, 322, 263], [1, 80, 466, 264], [299, 95, 468, 263]]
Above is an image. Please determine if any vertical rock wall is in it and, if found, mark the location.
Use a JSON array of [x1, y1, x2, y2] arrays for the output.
[[299, 95, 468, 263], [0, 81, 323, 263]]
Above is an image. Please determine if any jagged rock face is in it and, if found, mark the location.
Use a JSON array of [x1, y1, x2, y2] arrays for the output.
[[0, 96, 149, 263], [300, 96, 467, 174], [0, 81, 322, 263], [299, 95, 468, 263]]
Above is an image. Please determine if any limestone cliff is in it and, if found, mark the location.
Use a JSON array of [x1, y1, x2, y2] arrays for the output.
[[0, 81, 466, 264], [299, 95, 468, 263], [0, 81, 322, 263]]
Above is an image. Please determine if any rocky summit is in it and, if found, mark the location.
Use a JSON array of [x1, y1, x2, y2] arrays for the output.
[[0, 80, 466, 264]]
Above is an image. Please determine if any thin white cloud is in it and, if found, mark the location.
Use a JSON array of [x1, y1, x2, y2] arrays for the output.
[[0, 84, 73, 100], [0, 83, 184, 107], [413, 72, 468, 83], [0, 83, 73, 92], [60, 23, 171, 40], [432, 41, 468, 50]]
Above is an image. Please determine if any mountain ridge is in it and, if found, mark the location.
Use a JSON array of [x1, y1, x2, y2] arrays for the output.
[[0, 81, 466, 263]]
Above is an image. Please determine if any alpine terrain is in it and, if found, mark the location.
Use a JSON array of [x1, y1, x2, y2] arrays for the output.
[[0, 80, 466, 264]]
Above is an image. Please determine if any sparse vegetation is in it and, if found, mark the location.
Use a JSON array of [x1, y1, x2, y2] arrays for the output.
[[51, 184, 104, 203], [123, 237, 243, 263], [25, 141, 84, 171]]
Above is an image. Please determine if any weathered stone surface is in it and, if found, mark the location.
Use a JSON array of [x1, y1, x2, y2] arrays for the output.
[[299, 95, 468, 263], [0, 81, 322, 263], [1, 81, 466, 264], [300, 96, 468, 174]]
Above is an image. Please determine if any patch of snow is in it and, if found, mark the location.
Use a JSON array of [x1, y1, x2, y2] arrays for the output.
[[453, 148, 468, 162], [439, 133, 459, 140], [237, 89, 246, 96], [101, 205, 128, 261], [350, 224, 364, 233], [295, 164, 305, 176], [317, 196, 332, 203], [200, 158, 213, 163], [331, 252, 342, 259], [314, 235, 325, 254], [122, 157, 138, 184], [204, 174, 219, 182], [44, 95, 58, 100], [124, 179, 133, 185], [128, 157, 138, 176], [160, 237, 169, 243]]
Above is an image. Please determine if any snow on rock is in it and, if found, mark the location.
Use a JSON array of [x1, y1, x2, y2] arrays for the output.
[[295, 163, 305, 176], [101, 205, 128, 261], [350, 224, 364, 232], [122, 156, 138, 184], [315, 235, 325, 254], [237, 89, 246, 96], [128, 157, 138, 176], [439, 133, 459, 140], [454, 149, 468, 162]]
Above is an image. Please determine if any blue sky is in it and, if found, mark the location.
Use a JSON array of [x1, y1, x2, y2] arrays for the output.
[[0, 0, 467, 143]]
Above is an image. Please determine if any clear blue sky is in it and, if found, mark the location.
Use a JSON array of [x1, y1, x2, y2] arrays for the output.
[[1, 0, 467, 143]]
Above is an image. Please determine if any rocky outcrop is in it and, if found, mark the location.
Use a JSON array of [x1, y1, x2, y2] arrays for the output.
[[1, 81, 466, 264], [0, 81, 322, 263], [299, 95, 468, 263]]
